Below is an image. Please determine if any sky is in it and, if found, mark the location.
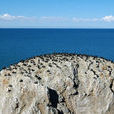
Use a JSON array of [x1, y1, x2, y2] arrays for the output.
[[0, 0, 114, 28]]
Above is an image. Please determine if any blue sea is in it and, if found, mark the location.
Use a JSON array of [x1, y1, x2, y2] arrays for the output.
[[0, 29, 114, 70]]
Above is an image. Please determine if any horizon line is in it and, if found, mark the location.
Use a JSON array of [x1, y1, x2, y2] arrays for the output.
[[0, 28, 114, 29]]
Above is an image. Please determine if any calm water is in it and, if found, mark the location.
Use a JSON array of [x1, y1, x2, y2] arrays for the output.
[[0, 29, 114, 69]]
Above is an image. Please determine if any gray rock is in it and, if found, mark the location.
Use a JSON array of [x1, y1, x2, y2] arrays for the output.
[[0, 53, 114, 114]]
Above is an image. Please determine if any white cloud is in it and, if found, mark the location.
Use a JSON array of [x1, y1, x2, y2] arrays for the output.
[[0, 13, 34, 21], [73, 15, 114, 23], [0, 14, 67, 23], [72, 17, 99, 22], [102, 15, 114, 22], [1, 13, 114, 23], [39, 16, 68, 22]]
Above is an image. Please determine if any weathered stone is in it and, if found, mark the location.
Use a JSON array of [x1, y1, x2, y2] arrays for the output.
[[0, 53, 114, 114]]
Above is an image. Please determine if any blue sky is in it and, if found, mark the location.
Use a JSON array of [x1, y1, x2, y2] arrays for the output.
[[0, 0, 114, 28]]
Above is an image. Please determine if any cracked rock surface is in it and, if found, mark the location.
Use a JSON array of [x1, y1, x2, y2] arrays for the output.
[[0, 53, 114, 114]]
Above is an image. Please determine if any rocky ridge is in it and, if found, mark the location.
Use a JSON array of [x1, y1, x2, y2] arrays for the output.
[[0, 53, 114, 114]]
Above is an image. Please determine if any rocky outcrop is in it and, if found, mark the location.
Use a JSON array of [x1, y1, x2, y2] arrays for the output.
[[0, 53, 114, 114]]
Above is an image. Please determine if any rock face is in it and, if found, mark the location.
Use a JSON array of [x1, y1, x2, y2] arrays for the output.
[[0, 53, 114, 114]]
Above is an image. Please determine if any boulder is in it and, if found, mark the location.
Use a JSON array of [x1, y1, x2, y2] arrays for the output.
[[0, 53, 114, 114]]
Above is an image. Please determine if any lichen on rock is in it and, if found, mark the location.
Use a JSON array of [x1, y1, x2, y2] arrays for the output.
[[0, 53, 114, 114]]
